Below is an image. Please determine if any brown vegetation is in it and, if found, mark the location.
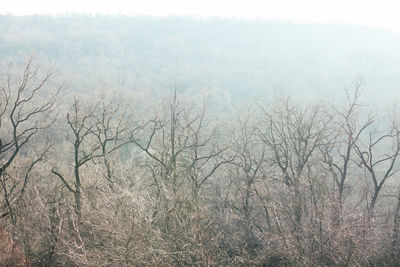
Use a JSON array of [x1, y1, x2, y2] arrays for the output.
[[0, 224, 32, 266], [2, 58, 400, 266]]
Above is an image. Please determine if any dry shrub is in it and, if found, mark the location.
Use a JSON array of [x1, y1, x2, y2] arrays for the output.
[[0, 224, 32, 266]]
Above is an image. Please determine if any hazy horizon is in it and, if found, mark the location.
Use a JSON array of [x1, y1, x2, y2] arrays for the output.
[[2, 14, 399, 106], [2, 0, 400, 33]]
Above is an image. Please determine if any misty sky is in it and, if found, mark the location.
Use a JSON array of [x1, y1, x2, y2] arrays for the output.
[[2, 0, 400, 32]]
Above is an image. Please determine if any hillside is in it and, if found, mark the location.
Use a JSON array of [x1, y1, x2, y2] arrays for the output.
[[1, 15, 400, 102]]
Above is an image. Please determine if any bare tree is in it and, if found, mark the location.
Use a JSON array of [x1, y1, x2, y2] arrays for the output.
[[226, 105, 270, 255], [133, 91, 230, 200], [353, 117, 400, 213], [131, 90, 231, 242], [51, 95, 134, 221], [258, 98, 329, 227], [319, 85, 374, 231], [90, 96, 137, 187], [0, 57, 59, 222]]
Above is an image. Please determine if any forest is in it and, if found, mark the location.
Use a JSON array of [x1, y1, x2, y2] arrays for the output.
[[2, 15, 400, 266]]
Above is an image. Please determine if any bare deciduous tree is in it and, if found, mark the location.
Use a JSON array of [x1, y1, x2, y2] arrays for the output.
[[132, 91, 231, 243], [258, 98, 329, 227], [319, 85, 374, 230], [0, 57, 59, 222], [354, 117, 400, 213], [52, 95, 134, 221]]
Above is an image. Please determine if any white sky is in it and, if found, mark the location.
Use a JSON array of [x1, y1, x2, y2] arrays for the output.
[[2, 0, 400, 32]]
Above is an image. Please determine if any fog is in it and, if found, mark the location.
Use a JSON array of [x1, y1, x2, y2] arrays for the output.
[[2, 14, 400, 266], [2, 15, 400, 102]]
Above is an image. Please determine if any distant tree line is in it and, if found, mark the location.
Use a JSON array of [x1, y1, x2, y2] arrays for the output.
[[2, 14, 400, 103]]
